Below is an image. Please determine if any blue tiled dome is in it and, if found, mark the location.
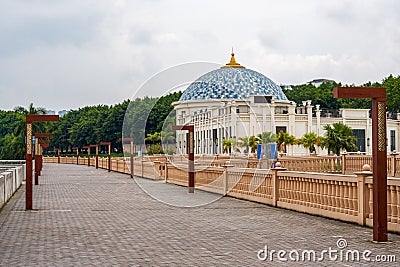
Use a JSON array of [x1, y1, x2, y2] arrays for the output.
[[179, 67, 288, 101]]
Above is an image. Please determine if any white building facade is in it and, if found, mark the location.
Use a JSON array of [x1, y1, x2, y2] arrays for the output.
[[172, 53, 400, 156]]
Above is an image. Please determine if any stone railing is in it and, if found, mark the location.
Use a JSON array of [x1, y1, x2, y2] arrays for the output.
[[0, 163, 25, 209], [277, 153, 400, 177], [277, 155, 342, 173], [44, 156, 400, 233]]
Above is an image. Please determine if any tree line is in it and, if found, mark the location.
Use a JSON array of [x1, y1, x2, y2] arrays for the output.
[[0, 92, 182, 159], [0, 74, 399, 159]]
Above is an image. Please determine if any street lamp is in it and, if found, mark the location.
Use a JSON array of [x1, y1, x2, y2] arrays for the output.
[[25, 114, 59, 210]]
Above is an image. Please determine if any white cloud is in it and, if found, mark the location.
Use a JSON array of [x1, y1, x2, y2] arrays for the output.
[[0, 0, 399, 110]]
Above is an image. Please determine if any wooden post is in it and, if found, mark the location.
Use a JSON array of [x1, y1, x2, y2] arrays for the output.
[[120, 138, 134, 178], [34, 140, 39, 185], [83, 146, 90, 166], [100, 142, 112, 172], [172, 125, 195, 193], [26, 122, 33, 210], [130, 141, 134, 177], [57, 148, 60, 163], [108, 144, 111, 172], [334, 87, 387, 242], [36, 133, 53, 180], [90, 145, 98, 169], [39, 143, 50, 174]]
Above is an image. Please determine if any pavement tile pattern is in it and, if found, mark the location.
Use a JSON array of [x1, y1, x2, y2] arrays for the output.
[[0, 164, 399, 266]]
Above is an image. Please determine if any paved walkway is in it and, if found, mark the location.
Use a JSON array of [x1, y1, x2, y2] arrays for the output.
[[0, 164, 400, 266]]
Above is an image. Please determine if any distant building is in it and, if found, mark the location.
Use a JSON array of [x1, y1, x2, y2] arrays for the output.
[[58, 110, 69, 117], [309, 78, 335, 87], [280, 84, 292, 90], [46, 110, 56, 115]]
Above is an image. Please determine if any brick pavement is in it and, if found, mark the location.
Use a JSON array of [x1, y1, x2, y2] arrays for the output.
[[0, 163, 399, 266]]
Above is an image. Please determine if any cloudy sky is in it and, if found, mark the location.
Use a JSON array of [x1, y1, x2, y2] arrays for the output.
[[0, 0, 399, 111]]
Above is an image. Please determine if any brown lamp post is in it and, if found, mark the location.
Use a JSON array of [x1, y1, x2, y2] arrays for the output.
[[39, 142, 50, 175], [171, 125, 195, 193], [35, 133, 53, 182], [83, 145, 90, 166], [100, 142, 111, 172], [334, 87, 387, 242], [35, 139, 49, 183], [120, 138, 134, 178], [25, 114, 59, 210]]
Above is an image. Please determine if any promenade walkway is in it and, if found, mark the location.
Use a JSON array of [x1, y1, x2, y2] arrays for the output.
[[0, 164, 399, 266]]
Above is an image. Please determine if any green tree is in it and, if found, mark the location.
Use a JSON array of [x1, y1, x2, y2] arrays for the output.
[[13, 103, 47, 137], [283, 81, 342, 110], [147, 144, 164, 155], [237, 136, 257, 154], [0, 103, 47, 159], [145, 132, 161, 148], [0, 133, 25, 159], [237, 136, 250, 154], [249, 136, 258, 153], [382, 74, 400, 115], [222, 139, 235, 154], [276, 131, 296, 153], [299, 132, 322, 154], [0, 110, 21, 138], [257, 131, 276, 144], [321, 123, 357, 155], [146, 91, 182, 134]]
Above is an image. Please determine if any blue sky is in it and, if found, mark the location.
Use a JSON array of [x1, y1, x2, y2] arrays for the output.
[[0, 0, 399, 111]]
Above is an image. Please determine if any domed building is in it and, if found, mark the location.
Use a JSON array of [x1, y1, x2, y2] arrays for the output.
[[173, 52, 293, 155], [173, 52, 400, 156]]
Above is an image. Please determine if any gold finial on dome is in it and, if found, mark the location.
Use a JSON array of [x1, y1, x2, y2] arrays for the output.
[[221, 48, 245, 68]]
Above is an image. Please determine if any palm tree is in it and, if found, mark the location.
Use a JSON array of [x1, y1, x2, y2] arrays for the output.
[[248, 136, 258, 153], [222, 139, 235, 154], [299, 132, 321, 154], [321, 123, 357, 155], [237, 136, 258, 154], [257, 131, 276, 144], [160, 130, 176, 154], [276, 131, 296, 153], [237, 136, 250, 154], [145, 132, 161, 145], [13, 103, 47, 137]]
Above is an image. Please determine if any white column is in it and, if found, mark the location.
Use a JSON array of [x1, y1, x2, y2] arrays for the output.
[[316, 105, 321, 136], [307, 104, 313, 134]]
